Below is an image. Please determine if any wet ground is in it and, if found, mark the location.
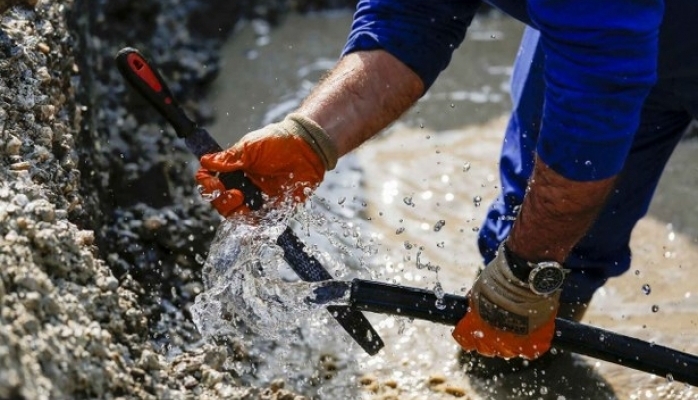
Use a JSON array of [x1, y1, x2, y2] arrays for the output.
[[205, 10, 698, 399]]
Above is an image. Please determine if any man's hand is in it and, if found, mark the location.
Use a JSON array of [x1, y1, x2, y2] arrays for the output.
[[452, 243, 560, 360], [196, 113, 337, 217]]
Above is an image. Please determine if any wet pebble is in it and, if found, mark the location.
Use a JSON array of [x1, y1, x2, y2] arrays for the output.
[[36, 42, 49, 54], [201, 369, 223, 386], [183, 375, 199, 389], [427, 374, 447, 386], [5, 135, 22, 155], [137, 349, 163, 371], [96, 276, 119, 292]]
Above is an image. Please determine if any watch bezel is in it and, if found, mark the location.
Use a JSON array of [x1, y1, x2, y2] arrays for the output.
[[528, 261, 567, 295]]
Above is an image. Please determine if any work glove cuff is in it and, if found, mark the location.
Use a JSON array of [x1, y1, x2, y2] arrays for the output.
[[284, 113, 338, 171], [473, 243, 561, 334]]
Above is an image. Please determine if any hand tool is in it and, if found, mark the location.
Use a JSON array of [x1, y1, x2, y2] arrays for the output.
[[309, 278, 698, 387], [115, 47, 384, 355]]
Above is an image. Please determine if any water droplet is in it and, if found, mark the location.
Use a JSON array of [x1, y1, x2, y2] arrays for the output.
[[434, 282, 445, 298], [197, 185, 221, 202], [395, 227, 405, 235], [473, 196, 482, 207], [462, 162, 471, 172], [651, 304, 660, 313], [634, 269, 641, 276], [404, 241, 413, 250], [666, 373, 674, 382], [403, 196, 414, 206], [584, 160, 592, 166], [435, 298, 446, 310], [433, 220, 446, 231], [642, 284, 651, 295], [473, 330, 484, 339], [337, 197, 346, 205], [540, 387, 549, 395]]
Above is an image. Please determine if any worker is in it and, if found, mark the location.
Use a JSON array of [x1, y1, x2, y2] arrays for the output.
[[196, 0, 697, 380]]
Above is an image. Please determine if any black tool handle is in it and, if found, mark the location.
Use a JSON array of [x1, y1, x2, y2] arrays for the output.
[[347, 278, 698, 387], [115, 47, 384, 355], [115, 47, 264, 209]]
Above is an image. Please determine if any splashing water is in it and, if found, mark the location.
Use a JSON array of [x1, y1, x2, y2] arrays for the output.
[[188, 193, 379, 395], [196, 184, 221, 202], [190, 217, 332, 341], [433, 281, 447, 310]]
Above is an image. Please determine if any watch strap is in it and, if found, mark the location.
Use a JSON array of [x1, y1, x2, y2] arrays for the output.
[[502, 242, 534, 283]]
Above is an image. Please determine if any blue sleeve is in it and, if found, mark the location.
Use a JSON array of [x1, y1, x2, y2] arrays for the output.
[[342, 0, 480, 91], [529, 0, 663, 181]]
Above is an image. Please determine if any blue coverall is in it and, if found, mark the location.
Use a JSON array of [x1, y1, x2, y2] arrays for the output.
[[342, 0, 698, 303]]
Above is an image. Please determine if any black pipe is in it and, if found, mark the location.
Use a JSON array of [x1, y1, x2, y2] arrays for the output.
[[346, 278, 698, 387]]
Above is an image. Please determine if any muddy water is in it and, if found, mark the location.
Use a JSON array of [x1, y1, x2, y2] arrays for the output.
[[206, 10, 698, 400]]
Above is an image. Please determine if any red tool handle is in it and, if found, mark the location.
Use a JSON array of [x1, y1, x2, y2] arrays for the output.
[[115, 47, 264, 209], [116, 48, 197, 139]]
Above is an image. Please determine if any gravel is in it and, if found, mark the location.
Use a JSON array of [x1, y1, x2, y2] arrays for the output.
[[0, 0, 356, 398]]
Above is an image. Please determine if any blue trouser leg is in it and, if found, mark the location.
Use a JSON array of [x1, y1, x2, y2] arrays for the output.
[[478, 27, 543, 264], [478, 27, 694, 304]]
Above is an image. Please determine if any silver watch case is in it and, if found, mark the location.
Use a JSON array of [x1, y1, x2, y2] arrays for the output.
[[527, 261, 568, 295]]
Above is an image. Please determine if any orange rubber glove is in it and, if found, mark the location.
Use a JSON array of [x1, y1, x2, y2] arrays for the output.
[[452, 243, 561, 360], [196, 113, 337, 217]]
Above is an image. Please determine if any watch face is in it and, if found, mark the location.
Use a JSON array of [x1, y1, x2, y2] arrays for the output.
[[529, 262, 566, 295]]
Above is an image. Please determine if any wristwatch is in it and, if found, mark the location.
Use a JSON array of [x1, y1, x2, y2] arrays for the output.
[[503, 243, 568, 295]]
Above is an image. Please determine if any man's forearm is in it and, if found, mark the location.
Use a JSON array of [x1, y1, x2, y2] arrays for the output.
[[296, 50, 424, 157], [506, 155, 617, 264]]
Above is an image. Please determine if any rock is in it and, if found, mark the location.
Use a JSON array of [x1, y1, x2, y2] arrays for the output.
[[201, 369, 223, 386], [4, 135, 21, 155], [96, 275, 118, 292], [137, 349, 164, 371], [36, 42, 49, 54], [183, 375, 199, 388]]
